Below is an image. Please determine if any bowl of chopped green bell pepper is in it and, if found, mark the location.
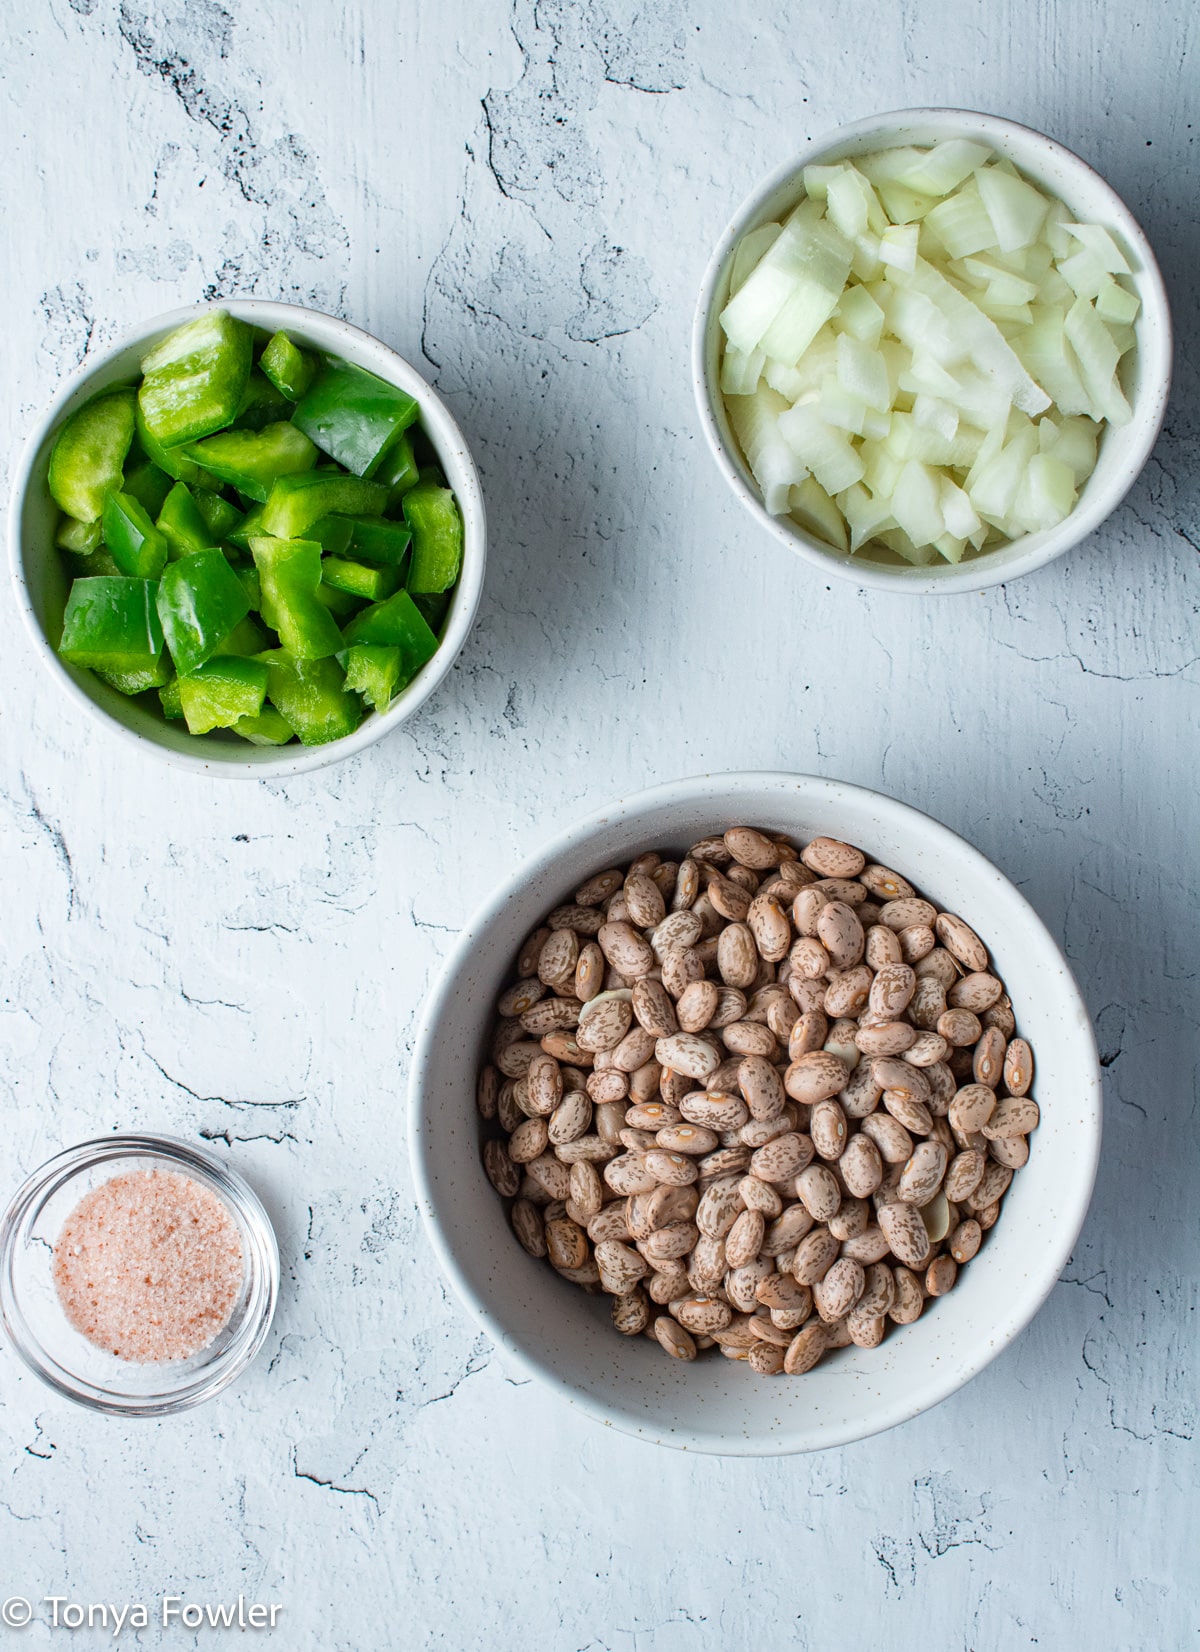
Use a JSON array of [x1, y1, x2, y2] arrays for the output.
[[9, 301, 486, 775]]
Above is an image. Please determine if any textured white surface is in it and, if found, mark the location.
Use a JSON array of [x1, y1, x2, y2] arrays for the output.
[[0, 2, 1196, 1647]]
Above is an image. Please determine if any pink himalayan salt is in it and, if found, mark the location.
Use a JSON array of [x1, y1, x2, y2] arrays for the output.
[[53, 1168, 244, 1363]]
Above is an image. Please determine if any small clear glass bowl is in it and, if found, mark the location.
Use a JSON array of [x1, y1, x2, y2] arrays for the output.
[[0, 1135, 278, 1415]]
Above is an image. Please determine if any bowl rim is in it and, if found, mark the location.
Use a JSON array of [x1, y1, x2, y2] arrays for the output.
[[691, 106, 1174, 596], [0, 1133, 279, 1415], [8, 298, 487, 778], [408, 769, 1103, 1455]]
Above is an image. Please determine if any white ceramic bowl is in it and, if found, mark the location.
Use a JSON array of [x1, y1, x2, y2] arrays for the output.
[[410, 771, 1101, 1455], [9, 300, 486, 777], [693, 108, 1172, 595]]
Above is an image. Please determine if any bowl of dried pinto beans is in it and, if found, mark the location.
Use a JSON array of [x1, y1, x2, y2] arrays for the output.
[[409, 771, 1100, 1455]]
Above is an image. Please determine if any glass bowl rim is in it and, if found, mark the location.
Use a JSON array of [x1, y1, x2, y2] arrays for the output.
[[0, 1133, 279, 1416]]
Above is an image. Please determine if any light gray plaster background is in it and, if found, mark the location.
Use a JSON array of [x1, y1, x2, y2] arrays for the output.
[[0, 1, 1196, 1647]]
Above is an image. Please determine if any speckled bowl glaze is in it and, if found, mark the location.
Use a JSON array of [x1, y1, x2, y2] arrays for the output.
[[410, 771, 1101, 1455], [9, 300, 486, 778], [693, 108, 1173, 595]]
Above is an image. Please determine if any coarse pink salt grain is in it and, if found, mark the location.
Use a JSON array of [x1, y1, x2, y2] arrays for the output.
[[52, 1168, 244, 1363]]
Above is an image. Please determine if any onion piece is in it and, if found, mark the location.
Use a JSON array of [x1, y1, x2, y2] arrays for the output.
[[718, 139, 1139, 562]]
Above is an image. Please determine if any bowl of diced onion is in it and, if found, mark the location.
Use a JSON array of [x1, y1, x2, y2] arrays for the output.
[[693, 109, 1172, 593]]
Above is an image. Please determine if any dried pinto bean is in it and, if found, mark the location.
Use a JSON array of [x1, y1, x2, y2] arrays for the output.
[[480, 829, 1036, 1377]]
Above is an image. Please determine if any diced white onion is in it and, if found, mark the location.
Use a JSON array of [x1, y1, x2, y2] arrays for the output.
[[719, 142, 1139, 560]]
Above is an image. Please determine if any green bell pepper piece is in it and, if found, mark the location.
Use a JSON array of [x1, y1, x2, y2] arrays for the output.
[[259, 650, 362, 746], [69, 547, 123, 578], [373, 430, 419, 507], [156, 549, 251, 675], [184, 421, 318, 503], [233, 705, 295, 746], [233, 564, 262, 610], [213, 614, 270, 656], [342, 644, 401, 712], [102, 489, 169, 579], [259, 331, 316, 402], [226, 503, 265, 551], [194, 488, 246, 540], [95, 655, 172, 695], [412, 592, 451, 636], [122, 458, 173, 519], [232, 369, 293, 431], [134, 401, 204, 485], [259, 471, 388, 539], [178, 656, 269, 734], [321, 557, 400, 601], [343, 516, 412, 566], [304, 515, 355, 556], [292, 357, 418, 477], [160, 677, 183, 719], [404, 480, 463, 593], [315, 582, 366, 618], [48, 388, 137, 522], [56, 514, 102, 555], [156, 482, 213, 558], [250, 537, 343, 660], [59, 576, 164, 674], [340, 589, 439, 684], [138, 310, 253, 449]]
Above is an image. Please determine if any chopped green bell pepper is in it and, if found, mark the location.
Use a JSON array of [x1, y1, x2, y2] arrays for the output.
[[160, 677, 183, 719], [56, 514, 102, 555], [250, 537, 343, 659], [178, 656, 269, 734], [373, 430, 419, 506], [412, 592, 451, 635], [259, 471, 388, 539], [138, 310, 253, 448], [122, 458, 173, 519], [304, 515, 355, 556], [233, 564, 262, 610], [156, 548, 250, 674], [70, 547, 123, 578], [102, 489, 169, 579], [59, 576, 164, 676], [315, 582, 366, 618], [134, 401, 204, 486], [404, 480, 463, 593], [259, 650, 362, 746], [232, 369, 293, 431], [226, 503, 265, 551], [340, 589, 439, 684], [292, 357, 418, 477], [342, 644, 401, 711], [321, 557, 400, 601], [233, 705, 295, 745], [259, 331, 316, 402], [95, 655, 172, 695], [213, 614, 270, 656], [194, 488, 246, 540], [48, 388, 137, 522], [184, 421, 318, 503], [343, 516, 412, 566], [156, 482, 213, 559]]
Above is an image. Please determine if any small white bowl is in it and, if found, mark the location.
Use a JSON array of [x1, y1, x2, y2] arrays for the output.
[[410, 771, 1101, 1455], [9, 300, 486, 777], [693, 108, 1172, 595]]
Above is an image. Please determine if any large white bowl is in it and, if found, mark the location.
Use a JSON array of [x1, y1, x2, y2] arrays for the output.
[[693, 108, 1173, 596], [9, 300, 486, 777], [409, 772, 1101, 1455]]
